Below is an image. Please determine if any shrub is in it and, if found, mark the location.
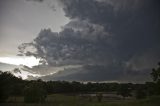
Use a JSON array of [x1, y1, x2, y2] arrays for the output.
[[96, 93, 103, 102], [23, 81, 47, 103], [135, 89, 147, 99]]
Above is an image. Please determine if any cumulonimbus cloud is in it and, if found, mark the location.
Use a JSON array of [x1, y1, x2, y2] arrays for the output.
[[19, 0, 160, 82]]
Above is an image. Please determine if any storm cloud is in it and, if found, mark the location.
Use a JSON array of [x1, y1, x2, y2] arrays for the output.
[[19, 0, 160, 82], [26, 0, 44, 2]]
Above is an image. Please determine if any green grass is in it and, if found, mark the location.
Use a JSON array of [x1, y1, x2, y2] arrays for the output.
[[1, 95, 160, 106]]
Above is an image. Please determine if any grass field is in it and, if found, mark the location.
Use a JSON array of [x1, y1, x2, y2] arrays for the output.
[[1, 94, 160, 106]]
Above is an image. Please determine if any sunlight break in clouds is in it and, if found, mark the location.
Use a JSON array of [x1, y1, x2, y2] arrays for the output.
[[0, 56, 40, 67]]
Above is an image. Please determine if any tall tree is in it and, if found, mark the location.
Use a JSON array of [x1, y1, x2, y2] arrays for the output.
[[151, 62, 160, 82], [150, 62, 160, 95]]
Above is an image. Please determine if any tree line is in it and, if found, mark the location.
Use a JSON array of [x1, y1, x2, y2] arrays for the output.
[[0, 62, 160, 103]]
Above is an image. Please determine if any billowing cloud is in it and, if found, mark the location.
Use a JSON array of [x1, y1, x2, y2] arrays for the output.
[[20, 27, 113, 66], [26, 0, 44, 2], [19, 0, 160, 82]]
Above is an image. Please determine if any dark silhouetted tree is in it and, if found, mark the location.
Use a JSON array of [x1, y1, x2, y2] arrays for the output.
[[117, 84, 132, 99], [0, 71, 20, 102], [151, 62, 160, 95], [24, 80, 47, 103], [135, 86, 147, 99], [151, 66, 160, 82]]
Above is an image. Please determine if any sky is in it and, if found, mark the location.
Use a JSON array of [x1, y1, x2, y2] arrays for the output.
[[0, 0, 69, 56], [0, 0, 160, 83]]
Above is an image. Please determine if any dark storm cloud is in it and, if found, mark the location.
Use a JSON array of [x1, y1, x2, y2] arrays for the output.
[[38, 64, 150, 83], [60, 0, 160, 65], [20, 0, 160, 82], [26, 0, 44, 2], [61, 0, 160, 51], [20, 27, 113, 66]]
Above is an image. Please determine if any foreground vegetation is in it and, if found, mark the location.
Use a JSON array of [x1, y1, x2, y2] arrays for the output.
[[1, 94, 160, 106], [0, 62, 160, 105]]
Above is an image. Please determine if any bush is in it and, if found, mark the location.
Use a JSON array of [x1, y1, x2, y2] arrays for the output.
[[117, 84, 132, 99], [135, 89, 147, 99], [0, 71, 18, 102], [96, 93, 103, 102], [23, 81, 47, 103], [0, 87, 10, 103]]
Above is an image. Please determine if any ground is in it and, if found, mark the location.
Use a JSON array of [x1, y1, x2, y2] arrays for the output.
[[0, 94, 160, 106]]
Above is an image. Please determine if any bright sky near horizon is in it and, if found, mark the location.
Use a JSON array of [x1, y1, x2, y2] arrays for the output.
[[0, 56, 40, 67], [0, 0, 69, 67]]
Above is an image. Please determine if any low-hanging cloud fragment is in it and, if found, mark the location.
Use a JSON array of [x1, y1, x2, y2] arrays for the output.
[[19, 0, 160, 82]]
